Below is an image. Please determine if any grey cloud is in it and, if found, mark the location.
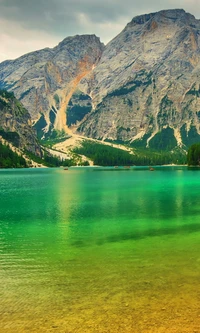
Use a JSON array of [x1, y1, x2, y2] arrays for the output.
[[1, 0, 200, 35], [1, 0, 200, 62]]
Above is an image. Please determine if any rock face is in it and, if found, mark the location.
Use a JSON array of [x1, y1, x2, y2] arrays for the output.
[[1, 10, 200, 149], [0, 35, 104, 138], [0, 90, 41, 155], [76, 9, 200, 148]]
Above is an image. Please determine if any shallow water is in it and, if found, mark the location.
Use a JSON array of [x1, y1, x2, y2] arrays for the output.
[[1, 166, 200, 332]]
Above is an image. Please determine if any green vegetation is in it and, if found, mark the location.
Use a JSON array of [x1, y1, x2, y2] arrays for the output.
[[149, 127, 177, 150], [186, 84, 200, 97], [181, 125, 200, 147], [0, 90, 27, 117], [160, 95, 173, 108], [157, 96, 178, 128], [33, 114, 47, 139], [14, 100, 27, 117], [107, 71, 152, 97], [0, 129, 20, 147], [0, 90, 14, 102], [187, 143, 200, 166], [54, 94, 60, 106], [73, 140, 186, 166], [130, 133, 151, 148], [72, 92, 92, 101], [25, 150, 62, 167], [41, 130, 70, 148], [146, 94, 152, 106], [42, 152, 75, 167], [49, 107, 57, 125], [108, 80, 143, 97], [25, 148, 89, 168], [0, 142, 27, 168], [33, 113, 68, 142], [24, 150, 75, 167], [67, 92, 92, 125], [104, 138, 130, 145], [19, 87, 33, 100], [67, 105, 92, 126]]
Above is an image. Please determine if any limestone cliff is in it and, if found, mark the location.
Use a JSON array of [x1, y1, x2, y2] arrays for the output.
[[75, 9, 200, 148], [0, 35, 104, 138]]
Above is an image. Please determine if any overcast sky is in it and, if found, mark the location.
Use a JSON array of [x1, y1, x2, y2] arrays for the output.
[[0, 0, 200, 62]]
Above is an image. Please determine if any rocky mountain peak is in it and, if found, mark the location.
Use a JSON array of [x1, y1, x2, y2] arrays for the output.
[[58, 34, 103, 46], [56, 34, 104, 58], [127, 9, 197, 30]]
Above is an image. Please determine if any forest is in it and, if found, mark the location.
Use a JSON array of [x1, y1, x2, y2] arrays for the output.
[[0, 142, 27, 168], [187, 143, 200, 166], [73, 140, 187, 166]]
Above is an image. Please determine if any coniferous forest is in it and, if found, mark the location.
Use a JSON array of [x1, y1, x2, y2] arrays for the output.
[[0, 142, 27, 168], [73, 140, 187, 166], [187, 143, 200, 166]]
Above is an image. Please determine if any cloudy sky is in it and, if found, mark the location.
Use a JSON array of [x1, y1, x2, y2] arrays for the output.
[[0, 0, 200, 62]]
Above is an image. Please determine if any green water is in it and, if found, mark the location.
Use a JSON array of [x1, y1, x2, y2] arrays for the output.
[[1, 167, 200, 333]]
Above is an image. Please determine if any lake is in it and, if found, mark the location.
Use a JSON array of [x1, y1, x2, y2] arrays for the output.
[[0, 166, 200, 332]]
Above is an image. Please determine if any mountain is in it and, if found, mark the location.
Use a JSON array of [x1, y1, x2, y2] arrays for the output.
[[1, 9, 200, 150], [0, 90, 41, 155], [0, 35, 104, 139], [76, 9, 200, 149]]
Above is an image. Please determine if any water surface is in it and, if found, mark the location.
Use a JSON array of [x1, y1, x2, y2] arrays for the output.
[[1, 166, 200, 332]]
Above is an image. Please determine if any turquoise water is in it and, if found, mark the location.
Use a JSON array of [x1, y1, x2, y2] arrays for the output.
[[1, 166, 200, 332]]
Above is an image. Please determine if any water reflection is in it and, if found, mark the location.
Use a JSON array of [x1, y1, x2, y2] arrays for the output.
[[1, 168, 200, 254], [62, 168, 200, 248], [1, 168, 200, 332]]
